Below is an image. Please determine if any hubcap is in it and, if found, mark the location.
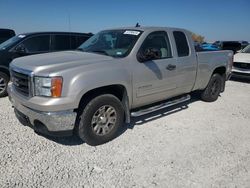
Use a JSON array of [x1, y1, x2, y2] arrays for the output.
[[91, 105, 117, 136], [0, 77, 7, 94]]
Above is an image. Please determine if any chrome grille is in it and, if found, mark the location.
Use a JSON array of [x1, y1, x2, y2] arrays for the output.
[[11, 70, 30, 96]]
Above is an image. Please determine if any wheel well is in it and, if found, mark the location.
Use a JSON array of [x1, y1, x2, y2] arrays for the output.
[[0, 67, 10, 77], [78, 85, 126, 108], [213, 66, 226, 76]]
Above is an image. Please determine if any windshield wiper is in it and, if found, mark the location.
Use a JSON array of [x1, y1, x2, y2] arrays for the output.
[[76, 48, 85, 52], [91, 50, 109, 56], [76, 49, 110, 56]]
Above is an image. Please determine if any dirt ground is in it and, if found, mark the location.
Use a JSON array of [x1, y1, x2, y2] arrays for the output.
[[0, 79, 250, 187]]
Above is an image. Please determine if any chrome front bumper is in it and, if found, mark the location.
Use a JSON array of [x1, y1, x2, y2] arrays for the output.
[[8, 84, 77, 135]]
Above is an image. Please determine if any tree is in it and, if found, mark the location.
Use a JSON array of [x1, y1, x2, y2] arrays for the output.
[[192, 33, 205, 43]]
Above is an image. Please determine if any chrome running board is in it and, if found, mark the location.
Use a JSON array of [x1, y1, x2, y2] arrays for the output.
[[131, 95, 191, 117]]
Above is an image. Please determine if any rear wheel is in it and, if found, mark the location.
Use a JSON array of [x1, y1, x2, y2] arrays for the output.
[[200, 73, 223, 102], [0, 72, 9, 98], [77, 94, 124, 146]]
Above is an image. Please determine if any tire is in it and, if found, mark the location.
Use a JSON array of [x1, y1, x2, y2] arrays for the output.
[[200, 73, 223, 102], [77, 94, 124, 146], [0, 72, 9, 98]]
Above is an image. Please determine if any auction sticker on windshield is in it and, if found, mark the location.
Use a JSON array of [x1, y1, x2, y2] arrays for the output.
[[18, 35, 26, 38], [124, 30, 140, 35]]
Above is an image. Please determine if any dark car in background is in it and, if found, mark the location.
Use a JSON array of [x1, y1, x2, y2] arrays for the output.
[[240, 41, 249, 49], [0, 29, 15, 44], [213, 41, 249, 54], [0, 32, 92, 97]]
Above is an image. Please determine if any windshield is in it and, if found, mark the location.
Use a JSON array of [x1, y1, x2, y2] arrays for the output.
[[242, 45, 250, 53], [0, 35, 24, 50], [78, 30, 142, 57]]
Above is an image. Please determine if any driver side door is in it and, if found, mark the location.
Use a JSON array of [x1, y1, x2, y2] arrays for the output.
[[132, 31, 178, 108]]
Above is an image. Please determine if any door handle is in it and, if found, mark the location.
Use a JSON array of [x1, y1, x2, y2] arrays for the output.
[[166, 64, 176, 71]]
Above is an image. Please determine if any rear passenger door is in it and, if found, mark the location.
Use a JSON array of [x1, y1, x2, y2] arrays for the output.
[[172, 31, 197, 94]]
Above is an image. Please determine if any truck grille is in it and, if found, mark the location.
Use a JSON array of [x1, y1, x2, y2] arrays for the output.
[[11, 70, 30, 96], [233, 62, 250, 70]]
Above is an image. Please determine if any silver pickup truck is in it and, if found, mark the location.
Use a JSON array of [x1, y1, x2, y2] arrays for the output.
[[8, 27, 233, 145]]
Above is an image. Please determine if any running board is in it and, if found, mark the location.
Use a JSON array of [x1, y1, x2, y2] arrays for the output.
[[131, 95, 191, 117]]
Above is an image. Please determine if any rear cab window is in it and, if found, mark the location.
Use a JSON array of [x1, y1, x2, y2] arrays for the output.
[[173, 31, 190, 57]]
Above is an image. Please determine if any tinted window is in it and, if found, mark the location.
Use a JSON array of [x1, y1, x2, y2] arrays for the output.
[[69, 35, 89, 49], [0, 30, 15, 43], [76, 35, 89, 46], [173, 31, 189, 57], [22, 35, 50, 53], [53, 35, 70, 50], [69, 36, 78, 49], [140, 31, 172, 59]]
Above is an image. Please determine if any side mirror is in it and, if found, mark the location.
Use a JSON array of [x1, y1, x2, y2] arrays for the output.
[[14, 44, 27, 54], [137, 48, 161, 62]]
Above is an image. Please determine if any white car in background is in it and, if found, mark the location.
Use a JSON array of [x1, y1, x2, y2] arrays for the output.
[[232, 44, 250, 78]]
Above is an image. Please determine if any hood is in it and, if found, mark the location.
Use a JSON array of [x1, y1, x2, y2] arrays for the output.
[[234, 52, 250, 63], [10, 51, 114, 74]]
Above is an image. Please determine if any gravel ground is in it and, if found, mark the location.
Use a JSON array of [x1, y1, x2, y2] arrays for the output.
[[0, 79, 250, 188]]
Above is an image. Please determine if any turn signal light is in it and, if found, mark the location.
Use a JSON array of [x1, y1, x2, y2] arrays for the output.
[[51, 77, 63, 98]]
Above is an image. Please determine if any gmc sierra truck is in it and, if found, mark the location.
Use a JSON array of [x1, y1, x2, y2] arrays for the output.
[[8, 27, 233, 145]]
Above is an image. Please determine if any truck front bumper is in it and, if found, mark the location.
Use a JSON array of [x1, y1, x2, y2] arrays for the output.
[[8, 84, 77, 137], [231, 68, 250, 79]]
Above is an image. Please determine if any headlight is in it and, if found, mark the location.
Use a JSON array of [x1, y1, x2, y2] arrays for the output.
[[34, 76, 63, 97]]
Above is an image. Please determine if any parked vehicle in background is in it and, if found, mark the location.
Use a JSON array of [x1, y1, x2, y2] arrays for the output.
[[201, 43, 219, 51], [0, 32, 92, 97], [232, 44, 250, 78], [0, 29, 15, 44], [213, 41, 248, 54], [240, 41, 249, 49], [8, 26, 233, 145]]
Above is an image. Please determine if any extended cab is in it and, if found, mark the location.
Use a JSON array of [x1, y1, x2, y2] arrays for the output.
[[8, 27, 233, 145]]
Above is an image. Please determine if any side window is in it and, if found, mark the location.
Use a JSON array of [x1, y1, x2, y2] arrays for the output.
[[53, 35, 70, 50], [173, 31, 189, 57], [21, 35, 50, 53], [140, 31, 172, 59], [69, 36, 78, 49], [77, 36, 89, 47]]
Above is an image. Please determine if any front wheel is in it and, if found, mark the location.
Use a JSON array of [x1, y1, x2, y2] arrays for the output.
[[0, 72, 9, 98], [77, 94, 124, 146], [200, 73, 223, 102]]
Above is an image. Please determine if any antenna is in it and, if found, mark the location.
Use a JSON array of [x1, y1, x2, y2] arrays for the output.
[[68, 13, 71, 32], [135, 23, 140, 27]]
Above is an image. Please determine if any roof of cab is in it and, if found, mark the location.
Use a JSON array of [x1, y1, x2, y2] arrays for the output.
[[104, 26, 191, 33], [17, 31, 93, 36]]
